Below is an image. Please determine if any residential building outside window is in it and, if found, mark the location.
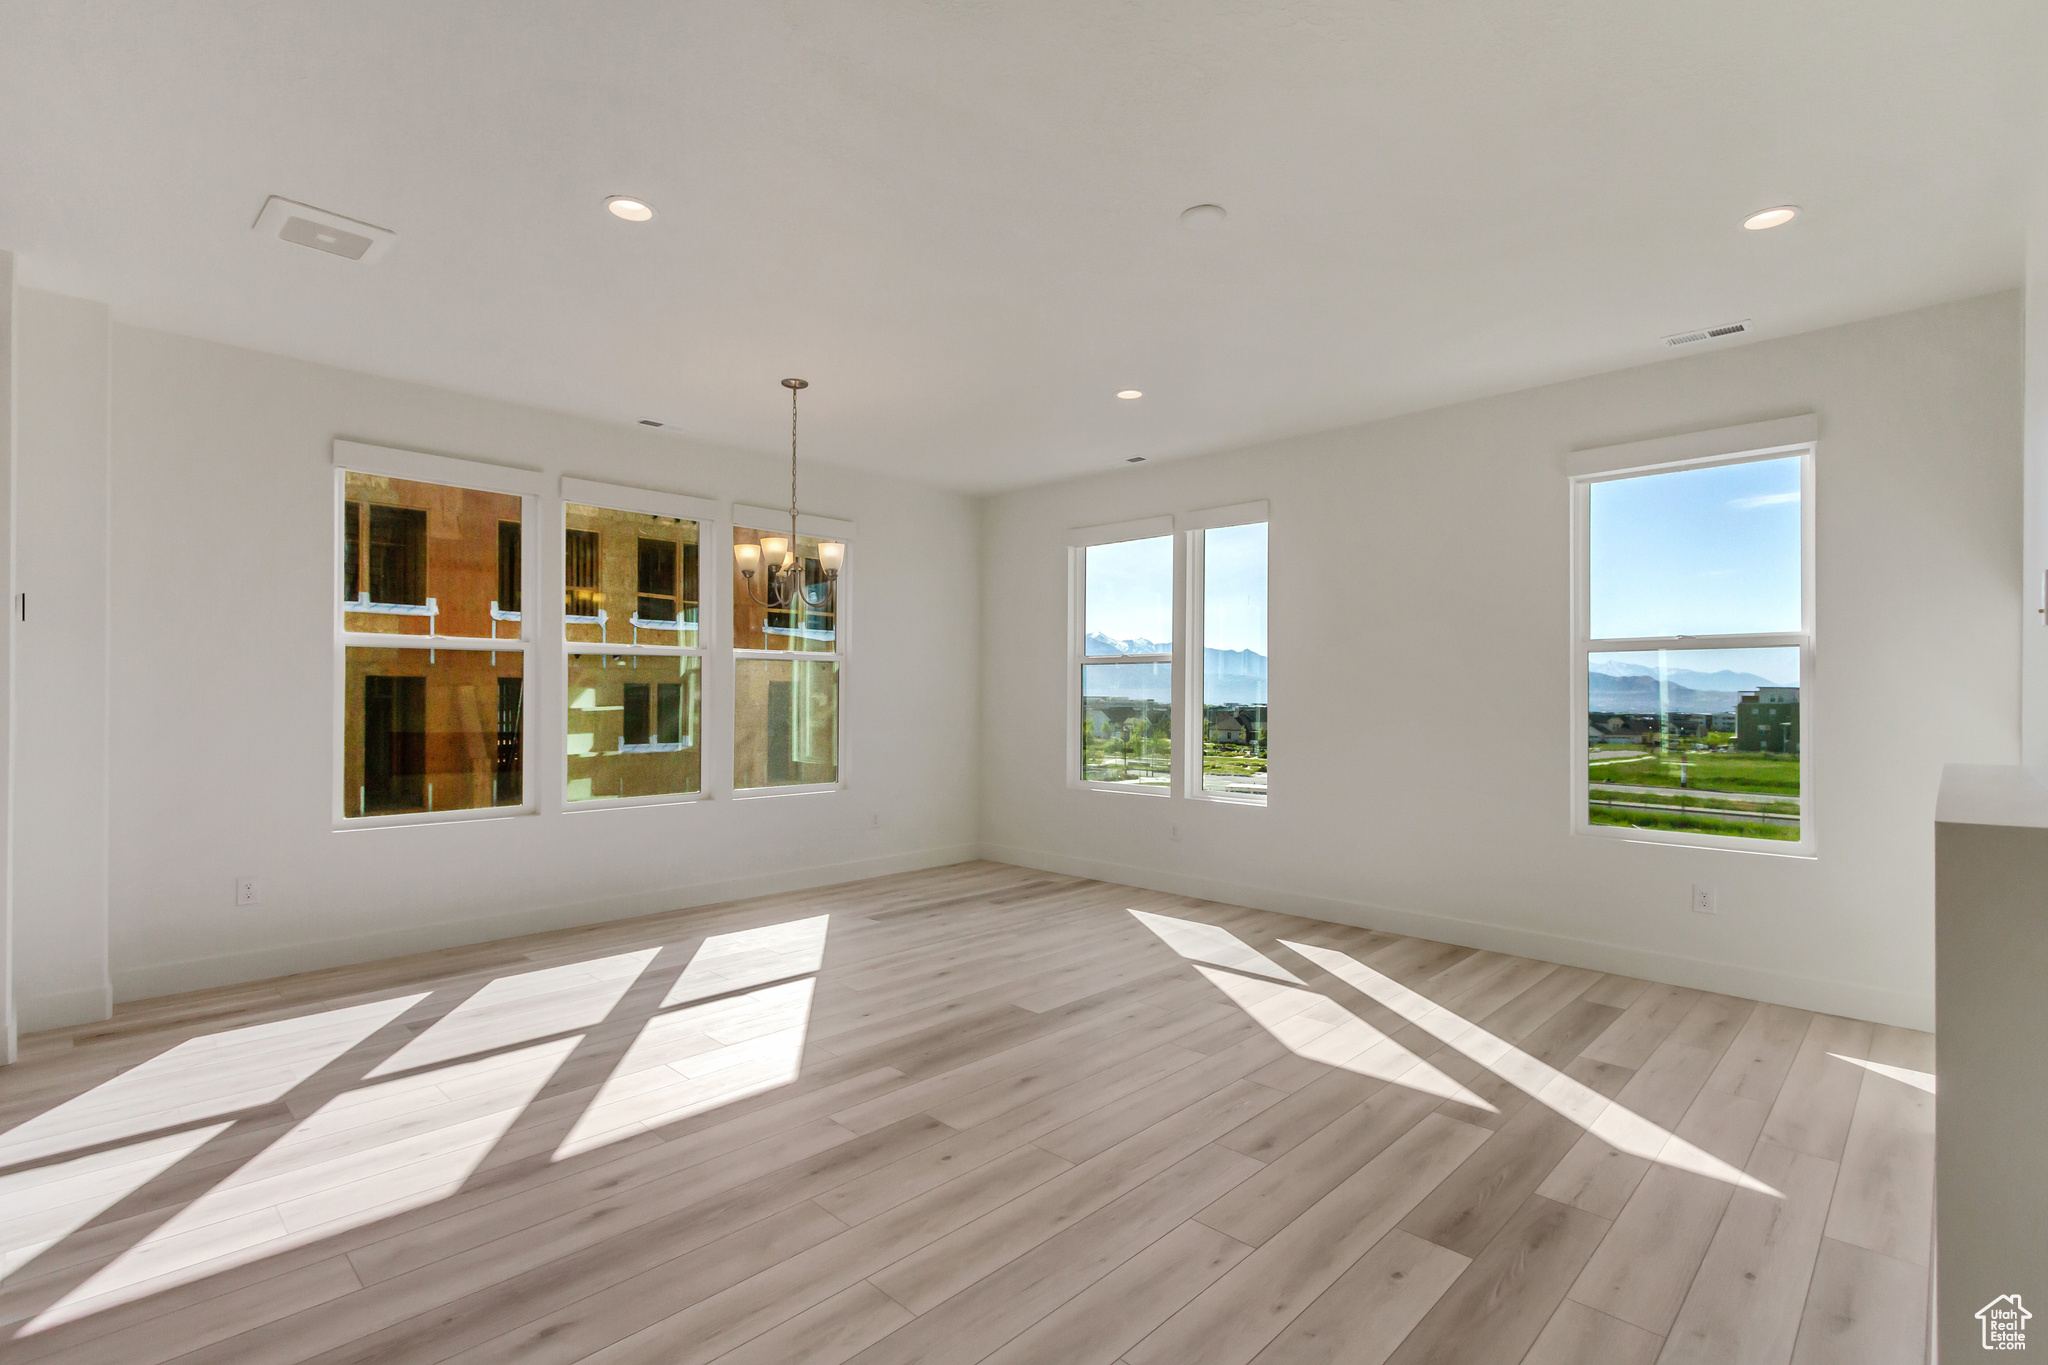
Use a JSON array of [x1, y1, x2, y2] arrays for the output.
[[338, 457, 532, 821], [1574, 431, 1813, 850], [1076, 530, 1173, 789], [1189, 514, 1267, 802], [733, 522, 843, 791], [564, 500, 705, 803]]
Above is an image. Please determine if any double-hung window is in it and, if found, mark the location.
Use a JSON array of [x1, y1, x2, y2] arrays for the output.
[[1071, 520, 1175, 790], [732, 507, 849, 793], [1185, 504, 1268, 804], [562, 480, 713, 806], [1571, 420, 1815, 851], [335, 442, 542, 824]]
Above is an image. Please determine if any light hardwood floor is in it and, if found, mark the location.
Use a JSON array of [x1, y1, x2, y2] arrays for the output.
[[0, 862, 1934, 1365]]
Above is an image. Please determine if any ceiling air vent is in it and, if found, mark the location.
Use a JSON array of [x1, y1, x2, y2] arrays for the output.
[[1663, 319, 1753, 349], [252, 196, 394, 263]]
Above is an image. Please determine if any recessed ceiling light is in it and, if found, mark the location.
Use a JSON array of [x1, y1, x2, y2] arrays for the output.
[[1743, 205, 1799, 231], [607, 196, 655, 222], [1126, 456, 1147, 463], [1180, 204, 1227, 227], [1117, 390, 1143, 400]]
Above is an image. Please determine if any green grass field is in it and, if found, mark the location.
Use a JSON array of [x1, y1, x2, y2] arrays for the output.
[[1589, 805, 1799, 841], [1202, 742, 1266, 779], [1588, 746, 1800, 841], [1588, 750, 1799, 796]]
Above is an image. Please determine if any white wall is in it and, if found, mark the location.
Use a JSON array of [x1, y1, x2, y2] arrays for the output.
[[2024, 218, 2048, 769], [100, 324, 980, 1002], [13, 289, 112, 1029], [980, 292, 2024, 1030], [1, 250, 15, 1060]]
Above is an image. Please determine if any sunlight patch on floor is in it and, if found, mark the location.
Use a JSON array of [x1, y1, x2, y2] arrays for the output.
[[0, 994, 427, 1171], [368, 948, 661, 1077], [1831, 1053, 1935, 1093], [557, 976, 817, 1159], [664, 916, 831, 1008], [1192, 965, 1496, 1108], [0, 1123, 230, 1289], [1282, 939, 1781, 1197], [1129, 910, 1304, 983], [24, 1035, 577, 1333]]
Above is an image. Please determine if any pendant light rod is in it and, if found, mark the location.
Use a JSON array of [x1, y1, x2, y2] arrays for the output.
[[736, 377, 841, 612], [784, 377, 805, 554]]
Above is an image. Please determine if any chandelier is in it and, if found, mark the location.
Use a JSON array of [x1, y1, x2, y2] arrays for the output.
[[734, 378, 845, 610]]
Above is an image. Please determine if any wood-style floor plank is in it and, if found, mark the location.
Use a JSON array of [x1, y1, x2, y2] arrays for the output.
[[0, 862, 1932, 1365]]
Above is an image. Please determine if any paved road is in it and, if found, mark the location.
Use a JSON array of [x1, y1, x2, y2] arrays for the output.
[[1590, 795, 1801, 826], [1588, 781, 1800, 806]]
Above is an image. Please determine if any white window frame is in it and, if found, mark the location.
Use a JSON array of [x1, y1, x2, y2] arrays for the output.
[[332, 440, 546, 830], [1183, 501, 1270, 807], [1067, 516, 1178, 796], [1568, 415, 1818, 856], [560, 478, 719, 812], [730, 503, 853, 800]]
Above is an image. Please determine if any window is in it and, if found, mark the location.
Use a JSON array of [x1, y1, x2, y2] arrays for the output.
[[637, 536, 688, 624], [1076, 532, 1173, 788], [496, 521, 521, 617], [734, 521, 844, 791], [1574, 433, 1813, 850], [564, 500, 706, 803], [1189, 517, 1267, 802], [337, 454, 534, 823], [565, 528, 601, 621], [368, 505, 427, 606]]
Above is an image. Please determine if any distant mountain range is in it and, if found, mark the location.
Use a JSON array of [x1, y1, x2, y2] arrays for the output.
[[1588, 658, 1794, 716], [1084, 633, 1267, 704], [1589, 659, 1783, 692], [1589, 675, 1740, 714]]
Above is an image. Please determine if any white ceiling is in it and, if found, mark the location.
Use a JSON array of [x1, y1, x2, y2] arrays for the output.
[[1, 2, 2038, 492]]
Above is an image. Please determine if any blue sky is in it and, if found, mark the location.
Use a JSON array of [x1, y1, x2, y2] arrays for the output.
[[1085, 536, 1173, 648], [1085, 527, 1268, 655], [1203, 522, 1267, 654], [1590, 456, 1801, 640]]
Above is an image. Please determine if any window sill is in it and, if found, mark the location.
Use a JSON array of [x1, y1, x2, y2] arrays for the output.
[[1189, 789, 1268, 808], [563, 790, 709, 812], [1573, 822, 1816, 859], [334, 805, 535, 832], [731, 782, 842, 800], [1072, 780, 1172, 797]]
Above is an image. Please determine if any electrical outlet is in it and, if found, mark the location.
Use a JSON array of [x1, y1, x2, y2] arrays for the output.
[[1169, 824, 1180, 843], [869, 813, 881, 830], [236, 877, 261, 907], [1691, 884, 1717, 915]]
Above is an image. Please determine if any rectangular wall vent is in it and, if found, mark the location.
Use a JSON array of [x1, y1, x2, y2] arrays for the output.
[[1663, 319, 1753, 348], [253, 196, 394, 263]]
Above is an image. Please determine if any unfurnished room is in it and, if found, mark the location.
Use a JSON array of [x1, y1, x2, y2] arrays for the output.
[[0, 3, 2040, 1363]]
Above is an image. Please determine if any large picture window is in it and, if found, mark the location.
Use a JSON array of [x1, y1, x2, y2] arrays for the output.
[[1573, 431, 1814, 850], [733, 517, 846, 792], [563, 495, 707, 804], [1075, 531, 1173, 789], [336, 446, 538, 823], [1188, 516, 1267, 803]]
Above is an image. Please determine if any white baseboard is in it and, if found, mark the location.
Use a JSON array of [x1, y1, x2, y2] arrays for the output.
[[19, 982, 115, 1032], [110, 844, 982, 1007], [978, 843, 1934, 1031]]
